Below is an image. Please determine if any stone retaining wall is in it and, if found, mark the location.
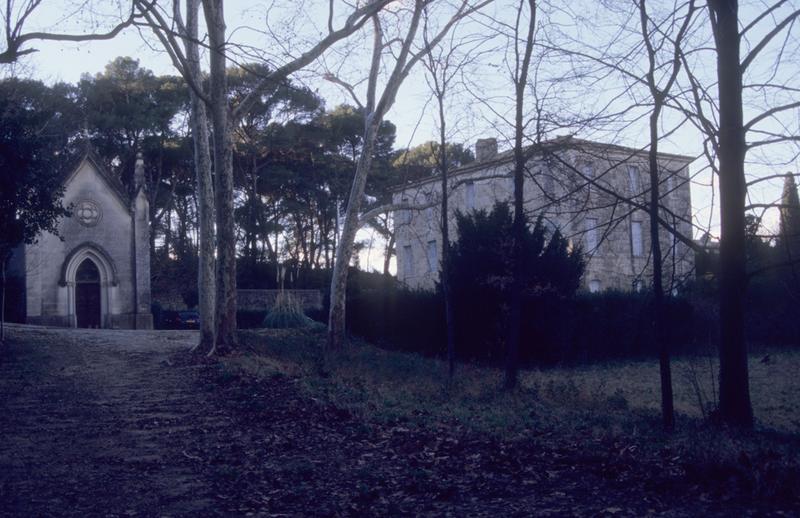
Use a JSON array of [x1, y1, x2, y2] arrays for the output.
[[154, 289, 324, 312], [237, 290, 323, 312]]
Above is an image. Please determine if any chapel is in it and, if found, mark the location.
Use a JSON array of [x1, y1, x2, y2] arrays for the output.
[[9, 150, 153, 329]]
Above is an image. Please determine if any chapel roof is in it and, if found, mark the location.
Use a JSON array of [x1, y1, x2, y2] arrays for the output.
[[60, 143, 132, 212]]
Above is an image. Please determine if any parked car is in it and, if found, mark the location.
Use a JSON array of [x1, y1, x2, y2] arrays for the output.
[[177, 310, 200, 329], [159, 310, 181, 329], [157, 310, 199, 329]]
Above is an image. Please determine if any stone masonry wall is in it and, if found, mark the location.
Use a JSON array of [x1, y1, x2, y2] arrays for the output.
[[393, 139, 694, 293], [154, 290, 324, 313]]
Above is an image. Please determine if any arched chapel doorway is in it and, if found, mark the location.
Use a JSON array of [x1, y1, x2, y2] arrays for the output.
[[62, 243, 118, 329], [75, 259, 101, 328]]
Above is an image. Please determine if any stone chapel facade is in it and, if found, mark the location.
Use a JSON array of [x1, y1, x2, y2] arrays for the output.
[[9, 151, 153, 329], [392, 136, 694, 293]]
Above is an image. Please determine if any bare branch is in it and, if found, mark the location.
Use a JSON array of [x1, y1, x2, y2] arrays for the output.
[[1, 1, 153, 64]]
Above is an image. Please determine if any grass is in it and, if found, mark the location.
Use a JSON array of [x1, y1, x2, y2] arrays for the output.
[[222, 330, 800, 502], [227, 328, 800, 438], [522, 347, 800, 434]]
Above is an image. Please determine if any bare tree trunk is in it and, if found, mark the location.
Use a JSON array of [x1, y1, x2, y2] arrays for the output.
[[328, 119, 380, 349], [185, 0, 216, 352], [382, 231, 395, 276], [326, 1, 485, 351], [647, 109, 674, 430], [274, 202, 281, 266], [638, 0, 694, 431], [505, 0, 536, 390], [709, 0, 753, 427], [164, 207, 173, 257], [436, 98, 456, 379], [204, 0, 237, 353]]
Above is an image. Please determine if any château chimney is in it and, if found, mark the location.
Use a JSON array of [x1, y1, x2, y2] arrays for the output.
[[475, 138, 497, 162]]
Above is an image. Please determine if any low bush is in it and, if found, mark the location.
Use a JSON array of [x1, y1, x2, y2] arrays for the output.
[[263, 292, 317, 329]]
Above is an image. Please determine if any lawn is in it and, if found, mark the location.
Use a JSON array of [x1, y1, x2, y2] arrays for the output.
[[220, 329, 800, 505], [230, 328, 800, 437], [523, 347, 800, 434]]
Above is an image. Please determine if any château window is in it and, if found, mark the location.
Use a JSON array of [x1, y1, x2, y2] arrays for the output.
[[465, 181, 476, 210], [582, 163, 594, 192], [425, 193, 434, 225], [401, 197, 411, 224], [544, 174, 555, 198], [426, 240, 438, 272], [633, 279, 644, 292], [589, 279, 601, 293], [403, 245, 413, 277], [627, 165, 639, 194], [585, 217, 599, 251], [631, 220, 643, 257]]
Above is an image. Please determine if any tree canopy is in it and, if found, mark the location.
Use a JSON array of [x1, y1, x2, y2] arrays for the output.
[[0, 78, 80, 259]]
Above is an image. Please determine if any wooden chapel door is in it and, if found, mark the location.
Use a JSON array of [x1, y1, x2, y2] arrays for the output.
[[75, 259, 101, 328]]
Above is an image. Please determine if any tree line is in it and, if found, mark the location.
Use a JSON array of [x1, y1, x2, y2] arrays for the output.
[[1, 56, 449, 283]]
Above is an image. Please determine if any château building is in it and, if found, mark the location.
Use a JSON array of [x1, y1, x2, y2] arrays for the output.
[[392, 136, 694, 293]]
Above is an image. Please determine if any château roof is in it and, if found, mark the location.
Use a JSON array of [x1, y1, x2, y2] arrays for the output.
[[392, 135, 695, 193]]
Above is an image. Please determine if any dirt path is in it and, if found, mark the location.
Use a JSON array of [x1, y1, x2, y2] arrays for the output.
[[0, 325, 217, 516], [0, 325, 786, 516]]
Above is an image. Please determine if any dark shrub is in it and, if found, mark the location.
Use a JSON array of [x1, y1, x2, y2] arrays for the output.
[[345, 282, 697, 365], [444, 202, 584, 363], [238, 310, 268, 329], [2, 274, 25, 323], [346, 273, 445, 355]]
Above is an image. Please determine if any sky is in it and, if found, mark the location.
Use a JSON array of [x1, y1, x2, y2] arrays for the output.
[[5, 0, 800, 271]]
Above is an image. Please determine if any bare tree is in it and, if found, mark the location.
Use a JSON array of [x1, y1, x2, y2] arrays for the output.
[[182, 0, 216, 352], [538, 0, 800, 429], [135, 0, 217, 353], [708, 0, 751, 426], [1, 1, 149, 64], [697, 0, 800, 427], [200, 0, 239, 352], [421, 12, 487, 378], [326, 0, 492, 351], [504, 0, 537, 389], [637, 0, 697, 431], [136, 0, 391, 353]]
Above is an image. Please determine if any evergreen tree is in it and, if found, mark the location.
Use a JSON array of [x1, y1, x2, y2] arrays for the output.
[[0, 78, 81, 340], [778, 173, 800, 263], [445, 202, 584, 363]]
